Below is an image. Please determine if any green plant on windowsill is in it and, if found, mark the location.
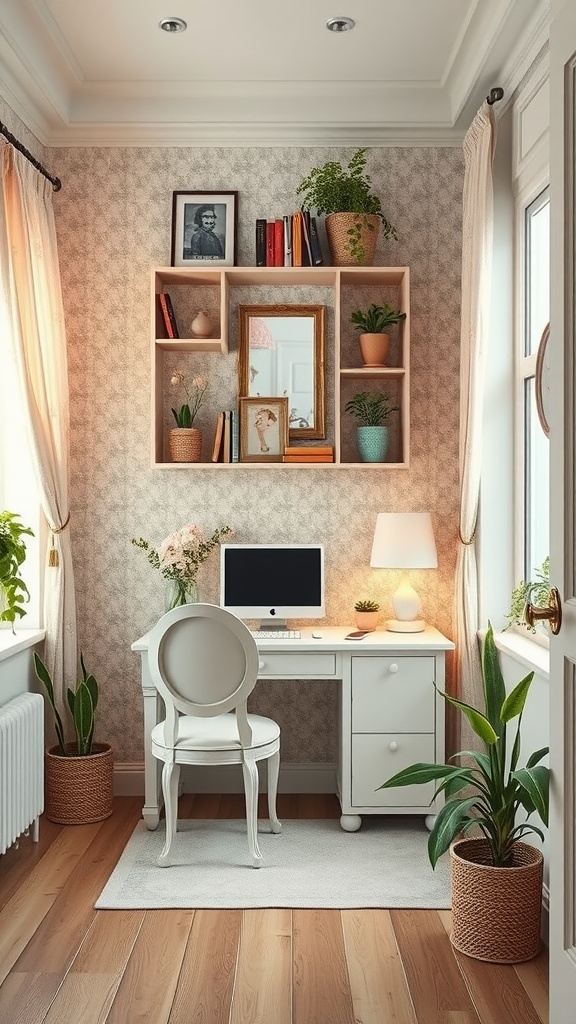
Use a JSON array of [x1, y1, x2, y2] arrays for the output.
[[344, 391, 398, 426], [350, 303, 406, 334], [505, 556, 550, 633], [0, 510, 34, 630]]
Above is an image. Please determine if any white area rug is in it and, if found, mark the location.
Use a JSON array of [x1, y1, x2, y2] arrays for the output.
[[95, 817, 450, 910]]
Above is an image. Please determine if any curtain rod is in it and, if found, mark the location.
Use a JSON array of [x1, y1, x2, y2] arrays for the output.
[[486, 87, 504, 105], [0, 121, 61, 192]]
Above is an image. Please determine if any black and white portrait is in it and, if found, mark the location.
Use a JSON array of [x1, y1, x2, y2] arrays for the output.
[[171, 191, 238, 267]]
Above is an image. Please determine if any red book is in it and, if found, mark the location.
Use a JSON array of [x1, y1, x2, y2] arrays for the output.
[[274, 219, 284, 266], [266, 221, 275, 267], [158, 293, 178, 339]]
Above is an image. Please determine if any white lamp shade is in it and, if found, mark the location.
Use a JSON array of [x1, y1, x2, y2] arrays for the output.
[[370, 512, 438, 569]]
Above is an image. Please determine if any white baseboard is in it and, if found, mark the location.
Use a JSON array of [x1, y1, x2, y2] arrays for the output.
[[114, 762, 337, 796]]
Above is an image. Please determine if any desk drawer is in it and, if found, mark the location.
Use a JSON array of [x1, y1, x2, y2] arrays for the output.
[[257, 653, 337, 677], [352, 733, 435, 807], [352, 656, 435, 733]]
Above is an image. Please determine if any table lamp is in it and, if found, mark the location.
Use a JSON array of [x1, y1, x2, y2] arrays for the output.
[[370, 512, 438, 632]]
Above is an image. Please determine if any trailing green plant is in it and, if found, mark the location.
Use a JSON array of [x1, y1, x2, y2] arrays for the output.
[[350, 303, 406, 334], [34, 651, 99, 756], [0, 510, 34, 629], [379, 623, 549, 868], [295, 148, 397, 263], [344, 390, 398, 426], [505, 556, 550, 633], [354, 598, 380, 612]]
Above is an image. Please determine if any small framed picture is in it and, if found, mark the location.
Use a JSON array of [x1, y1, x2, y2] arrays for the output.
[[239, 396, 289, 463], [171, 191, 238, 267]]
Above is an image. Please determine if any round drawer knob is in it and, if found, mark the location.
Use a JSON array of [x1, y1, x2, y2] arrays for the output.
[[389, 663, 399, 674], [389, 741, 398, 752]]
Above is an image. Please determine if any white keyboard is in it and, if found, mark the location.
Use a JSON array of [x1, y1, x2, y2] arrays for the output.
[[251, 629, 301, 639]]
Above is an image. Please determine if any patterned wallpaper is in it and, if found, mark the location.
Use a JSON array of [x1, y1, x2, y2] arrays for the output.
[[1, 105, 464, 765]]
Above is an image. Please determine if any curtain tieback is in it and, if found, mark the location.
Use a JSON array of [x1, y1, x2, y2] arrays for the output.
[[458, 528, 476, 546], [48, 512, 71, 567]]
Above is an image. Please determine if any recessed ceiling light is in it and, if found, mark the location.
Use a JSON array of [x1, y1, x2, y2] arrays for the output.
[[326, 16, 355, 32], [159, 17, 187, 33]]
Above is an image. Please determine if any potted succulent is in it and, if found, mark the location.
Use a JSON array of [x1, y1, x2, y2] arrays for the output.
[[344, 390, 398, 463], [351, 302, 406, 367], [0, 510, 34, 631], [354, 598, 380, 630], [34, 651, 114, 824], [379, 623, 548, 963], [296, 148, 398, 266]]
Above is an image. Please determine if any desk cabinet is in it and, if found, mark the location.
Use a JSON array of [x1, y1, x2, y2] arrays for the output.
[[338, 648, 446, 831]]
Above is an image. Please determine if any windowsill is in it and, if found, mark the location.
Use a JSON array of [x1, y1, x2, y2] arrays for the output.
[[492, 630, 549, 680], [0, 628, 45, 663]]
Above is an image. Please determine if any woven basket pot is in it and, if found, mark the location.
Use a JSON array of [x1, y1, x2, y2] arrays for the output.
[[45, 743, 114, 824], [450, 837, 544, 963], [325, 212, 380, 266], [168, 427, 202, 462]]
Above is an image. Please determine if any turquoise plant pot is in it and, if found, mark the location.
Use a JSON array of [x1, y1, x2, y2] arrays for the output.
[[357, 426, 389, 463]]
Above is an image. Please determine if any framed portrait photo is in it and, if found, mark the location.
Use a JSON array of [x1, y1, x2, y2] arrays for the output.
[[239, 396, 289, 463], [171, 191, 238, 267]]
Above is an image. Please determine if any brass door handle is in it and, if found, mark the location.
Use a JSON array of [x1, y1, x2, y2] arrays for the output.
[[525, 586, 562, 635]]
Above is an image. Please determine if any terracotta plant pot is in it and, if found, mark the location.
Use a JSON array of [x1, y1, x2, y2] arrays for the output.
[[168, 427, 202, 462], [325, 212, 380, 266], [450, 837, 544, 963], [354, 610, 379, 631], [358, 332, 390, 367], [45, 742, 114, 824]]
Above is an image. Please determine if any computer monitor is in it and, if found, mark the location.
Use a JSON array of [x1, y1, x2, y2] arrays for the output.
[[220, 543, 325, 629]]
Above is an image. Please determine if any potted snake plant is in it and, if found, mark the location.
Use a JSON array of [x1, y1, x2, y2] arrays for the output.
[[34, 652, 113, 824], [379, 623, 548, 963]]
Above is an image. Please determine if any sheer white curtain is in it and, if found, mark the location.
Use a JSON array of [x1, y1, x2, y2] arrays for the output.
[[0, 143, 77, 700], [454, 102, 497, 738]]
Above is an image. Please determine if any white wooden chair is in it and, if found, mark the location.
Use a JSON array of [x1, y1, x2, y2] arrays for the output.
[[147, 602, 281, 867]]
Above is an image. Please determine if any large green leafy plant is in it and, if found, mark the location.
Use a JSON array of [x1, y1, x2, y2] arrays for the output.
[[350, 302, 406, 333], [34, 652, 99, 756], [379, 623, 549, 867], [0, 510, 34, 628], [295, 148, 397, 262]]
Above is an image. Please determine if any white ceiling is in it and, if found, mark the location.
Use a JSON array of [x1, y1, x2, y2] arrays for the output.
[[0, 0, 549, 146]]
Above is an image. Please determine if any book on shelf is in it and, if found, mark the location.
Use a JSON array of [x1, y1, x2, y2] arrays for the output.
[[292, 211, 303, 267], [222, 410, 232, 463], [283, 215, 292, 266], [301, 209, 312, 267], [265, 221, 275, 267], [284, 445, 334, 455], [309, 217, 324, 266], [255, 219, 266, 266], [274, 219, 284, 267], [158, 293, 179, 339], [282, 454, 334, 463], [230, 409, 240, 463], [211, 411, 225, 462]]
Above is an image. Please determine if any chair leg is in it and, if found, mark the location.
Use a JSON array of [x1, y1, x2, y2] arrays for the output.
[[242, 758, 263, 868], [267, 748, 282, 834], [158, 760, 180, 867]]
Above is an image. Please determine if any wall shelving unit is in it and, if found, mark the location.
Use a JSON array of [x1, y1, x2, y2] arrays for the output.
[[152, 265, 410, 468]]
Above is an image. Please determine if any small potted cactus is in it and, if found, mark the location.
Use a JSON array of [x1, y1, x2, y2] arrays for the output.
[[354, 598, 380, 631]]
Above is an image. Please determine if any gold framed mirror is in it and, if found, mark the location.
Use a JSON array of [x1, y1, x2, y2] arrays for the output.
[[238, 304, 326, 439]]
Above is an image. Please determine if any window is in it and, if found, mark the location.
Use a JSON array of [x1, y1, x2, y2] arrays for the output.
[[516, 186, 549, 619]]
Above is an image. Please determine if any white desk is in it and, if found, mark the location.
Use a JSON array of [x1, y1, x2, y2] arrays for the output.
[[132, 625, 454, 831]]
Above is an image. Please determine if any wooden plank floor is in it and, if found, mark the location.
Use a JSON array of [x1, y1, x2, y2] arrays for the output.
[[0, 795, 549, 1024]]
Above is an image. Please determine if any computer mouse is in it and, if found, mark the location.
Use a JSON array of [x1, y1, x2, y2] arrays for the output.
[[312, 631, 324, 639]]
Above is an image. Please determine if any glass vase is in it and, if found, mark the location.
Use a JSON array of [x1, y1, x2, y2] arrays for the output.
[[165, 578, 199, 611]]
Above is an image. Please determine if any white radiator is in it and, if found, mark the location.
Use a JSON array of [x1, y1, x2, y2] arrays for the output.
[[0, 693, 44, 855]]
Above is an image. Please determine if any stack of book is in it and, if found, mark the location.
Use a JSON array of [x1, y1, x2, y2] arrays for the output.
[[282, 445, 334, 463], [158, 292, 179, 338], [255, 211, 324, 268], [211, 410, 240, 463]]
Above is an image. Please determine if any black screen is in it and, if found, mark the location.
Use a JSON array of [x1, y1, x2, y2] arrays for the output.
[[223, 547, 322, 607]]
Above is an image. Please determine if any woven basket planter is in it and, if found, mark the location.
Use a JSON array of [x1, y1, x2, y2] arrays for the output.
[[450, 837, 543, 963], [325, 212, 380, 266], [168, 427, 202, 463], [45, 742, 114, 824]]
